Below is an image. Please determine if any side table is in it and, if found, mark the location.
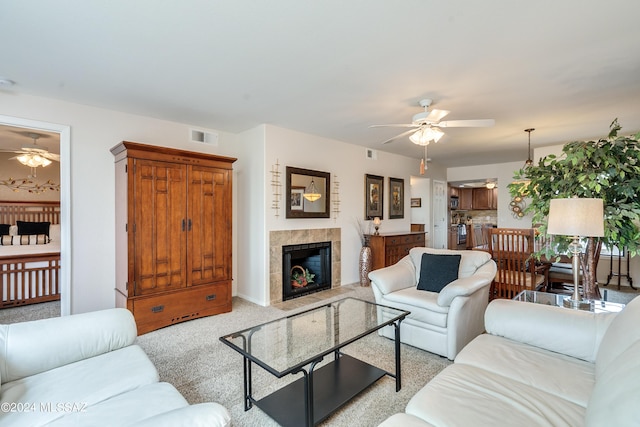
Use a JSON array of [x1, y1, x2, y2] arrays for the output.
[[514, 290, 624, 313]]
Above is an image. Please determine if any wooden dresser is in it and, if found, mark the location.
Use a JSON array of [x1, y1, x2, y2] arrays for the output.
[[368, 232, 426, 271], [111, 141, 236, 334]]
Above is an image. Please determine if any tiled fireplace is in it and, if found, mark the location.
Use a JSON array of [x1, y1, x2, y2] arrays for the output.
[[269, 228, 341, 304]]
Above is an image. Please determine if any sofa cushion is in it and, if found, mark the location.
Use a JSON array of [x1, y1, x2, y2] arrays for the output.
[[0, 345, 158, 427], [417, 253, 460, 293], [586, 340, 640, 427], [455, 334, 595, 407], [409, 247, 491, 282], [45, 382, 188, 427], [595, 296, 640, 378], [383, 287, 448, 328], [405, 363, 585, 427]]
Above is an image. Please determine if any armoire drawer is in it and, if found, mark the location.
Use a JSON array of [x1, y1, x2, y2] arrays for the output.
[[132, 282, 231, 334]]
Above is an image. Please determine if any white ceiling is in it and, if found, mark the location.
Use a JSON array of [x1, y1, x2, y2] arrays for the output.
[[1, 1, 639, 167]]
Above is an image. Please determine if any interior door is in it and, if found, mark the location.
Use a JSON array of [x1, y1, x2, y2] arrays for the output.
[[133, 159, 187, 295], [187, 165, 232, 286], [432, 180, 447, 249]]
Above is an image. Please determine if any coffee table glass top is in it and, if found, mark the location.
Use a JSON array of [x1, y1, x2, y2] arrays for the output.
[[220, 297, 409, 377], [514, 290, 625, 313]]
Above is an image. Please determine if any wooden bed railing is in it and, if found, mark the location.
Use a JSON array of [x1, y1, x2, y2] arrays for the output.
[[0, 201, 61, 225], [0, 253, 60, 307], [0, 200, 62, 308]]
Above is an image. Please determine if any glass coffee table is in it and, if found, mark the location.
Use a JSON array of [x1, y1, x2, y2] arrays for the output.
[[219, 297, 409, 427], [514, 290, 625, 313]]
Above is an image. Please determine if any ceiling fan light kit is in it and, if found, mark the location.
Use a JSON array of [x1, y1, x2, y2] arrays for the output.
[[16, 153, 52, 168], [371, 98, 495, 175], [2, 132, 60, 169]]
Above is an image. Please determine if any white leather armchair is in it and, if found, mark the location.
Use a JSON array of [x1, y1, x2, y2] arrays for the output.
[[368, 247, 497, 360]]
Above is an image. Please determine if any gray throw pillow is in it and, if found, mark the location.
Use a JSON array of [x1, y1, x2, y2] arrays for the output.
[[417, 253, 461, 292]]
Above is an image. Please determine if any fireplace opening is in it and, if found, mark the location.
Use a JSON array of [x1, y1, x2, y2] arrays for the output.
[[282, 241, 331, 301]]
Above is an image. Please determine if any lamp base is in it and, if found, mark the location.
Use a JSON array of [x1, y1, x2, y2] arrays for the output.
[[563, 297, 593, 311]]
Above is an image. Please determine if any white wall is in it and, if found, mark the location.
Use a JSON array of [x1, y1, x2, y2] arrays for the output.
[[0, 93, 240, 314], [253, 125, 446, 305], [410, 176, 431, 241]]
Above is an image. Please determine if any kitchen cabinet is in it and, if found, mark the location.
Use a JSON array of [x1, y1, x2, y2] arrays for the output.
[[112, 141, 236, 334], [368, 232, 426, 271], [459, 188, 473, 210], [472, 188, 493, 210], [490, 188, 498, 209]]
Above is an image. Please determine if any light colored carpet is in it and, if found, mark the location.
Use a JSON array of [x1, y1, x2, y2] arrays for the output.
[[135, 285, 451, 427]]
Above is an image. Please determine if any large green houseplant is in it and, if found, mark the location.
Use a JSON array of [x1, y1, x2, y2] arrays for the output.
[[509, 119, 640, 299]]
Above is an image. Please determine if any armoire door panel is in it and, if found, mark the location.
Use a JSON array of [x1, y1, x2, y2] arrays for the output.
[[187, 166, 231, 286], [134, 160, 187, 295]]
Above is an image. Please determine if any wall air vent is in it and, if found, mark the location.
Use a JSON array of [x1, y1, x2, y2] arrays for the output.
[[365, 148, 378, 160], [189, 128, 219, 146]]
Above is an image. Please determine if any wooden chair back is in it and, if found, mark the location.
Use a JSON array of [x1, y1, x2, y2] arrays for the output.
[[488, 228, 543, 299]]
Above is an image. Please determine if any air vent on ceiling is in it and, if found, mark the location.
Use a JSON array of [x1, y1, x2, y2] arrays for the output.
[[189, 128, 218, 146]]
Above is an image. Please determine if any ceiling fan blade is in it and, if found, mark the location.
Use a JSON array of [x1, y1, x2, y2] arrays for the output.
[[437, 119, 495, 128], [425, 109, 450, 122], [381, 128, 421, 144], [369, 124, 419, 128], [42, 152, 60, 161]]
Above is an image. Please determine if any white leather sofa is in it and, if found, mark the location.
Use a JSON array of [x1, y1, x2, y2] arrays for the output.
[[369, 247, 497, 360], [0, 308, 230, 427], [379, 296, 640, 427]]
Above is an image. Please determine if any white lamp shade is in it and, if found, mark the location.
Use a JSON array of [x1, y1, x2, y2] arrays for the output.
[[547, 198, 605, 237]]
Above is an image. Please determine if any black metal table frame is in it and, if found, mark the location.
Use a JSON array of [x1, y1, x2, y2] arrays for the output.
[[220, 299, 408, 427]]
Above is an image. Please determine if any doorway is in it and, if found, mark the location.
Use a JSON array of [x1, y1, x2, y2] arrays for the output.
[[0, 114, 71, 317]]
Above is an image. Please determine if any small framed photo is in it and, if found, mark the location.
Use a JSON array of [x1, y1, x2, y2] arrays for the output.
[[290, 187, 305, 211], [365, 174, 384, 219], [411, 198, 422, 208], [389, 177, 404, 219]]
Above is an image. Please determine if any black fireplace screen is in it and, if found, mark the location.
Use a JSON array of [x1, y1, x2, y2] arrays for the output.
[[282, 241, 331, 301]]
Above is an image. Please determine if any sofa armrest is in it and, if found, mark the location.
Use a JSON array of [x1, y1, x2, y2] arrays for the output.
[[368, 256, 415, 295], [485, 299, 616, 362], [130, 403, 231, 427], [0, 308, 137, 383], [437, 259, 496, 307]]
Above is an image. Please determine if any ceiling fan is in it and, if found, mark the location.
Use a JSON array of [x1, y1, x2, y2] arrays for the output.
[[1, 132, 60, 167], [370, 99, 495, 145]]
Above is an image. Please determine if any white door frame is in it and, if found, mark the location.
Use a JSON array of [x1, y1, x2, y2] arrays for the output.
[[0, 115, 71, 316]]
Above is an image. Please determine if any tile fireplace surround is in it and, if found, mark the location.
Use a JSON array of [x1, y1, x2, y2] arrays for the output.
[[269, 228, 341, 304]]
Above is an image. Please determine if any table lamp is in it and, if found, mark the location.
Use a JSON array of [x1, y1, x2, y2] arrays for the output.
[[373, 217, 381, 235], [546, 198, 604, 310]]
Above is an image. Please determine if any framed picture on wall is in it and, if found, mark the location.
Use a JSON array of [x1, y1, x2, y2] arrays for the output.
[[411, 198, 421, 208], [290, 187, 305, 211], [389, 177, 404, 219], [365, 174, 384, 219]]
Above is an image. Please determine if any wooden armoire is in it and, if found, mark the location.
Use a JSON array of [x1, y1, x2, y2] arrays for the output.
[[111, 141, 236, 334]]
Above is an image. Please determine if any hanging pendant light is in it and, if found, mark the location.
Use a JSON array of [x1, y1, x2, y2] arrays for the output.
[[303, 178, 321, 202], [524, 128, 535, 168]]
